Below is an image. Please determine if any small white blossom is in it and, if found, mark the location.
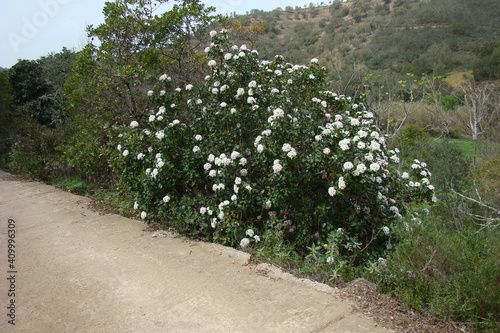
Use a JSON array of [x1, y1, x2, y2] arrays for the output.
[[210, 30, 217, 37], [355, 163, 367, 175], [339, 138, 350, 151], [369, 140, 381, 151], [140, 211, 147, 219], [343, 161, 354, 171], [159, 74, 170, 81], [257, 144, 264, 153], [122, 150, 129, 157], [208, 60, 217, 67], [240, 238, 250, 249], [370, 162, 381, 172], [133, 201, 139, 210], [328, 187, 336, 197], [273, 108, 284, 118], [130, 121, 139, 128], [163, 195, 170, 203], [382, 226, 390, 236], [350, 118, 360, 126], [246, 229, 255, 237], [272, 160, 283, 174], [230, 151, 240, 160], [147, 90, 154, 96], [185, 84, 193, 91], [265, 200, 272, 209], [236, 87, 245, 97], [338, 177, 346, 190], [192, 146, 200, 153], [282, 143, 292, 152], [323, 148, 331, 154], [378, 258, 387, 267]]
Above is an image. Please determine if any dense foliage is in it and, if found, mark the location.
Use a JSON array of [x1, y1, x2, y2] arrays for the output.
[[111, 30, 435, 260]]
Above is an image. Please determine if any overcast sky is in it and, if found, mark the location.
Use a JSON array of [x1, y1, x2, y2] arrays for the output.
[[0, 0, 312, 68]]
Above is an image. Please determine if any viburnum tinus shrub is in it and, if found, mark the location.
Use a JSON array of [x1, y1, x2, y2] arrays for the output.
[[111, 30, 436, 258]]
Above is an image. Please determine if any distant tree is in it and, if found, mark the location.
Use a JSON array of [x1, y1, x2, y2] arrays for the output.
[[8, 60, 50, 106], [472, 40, 500, 81], [461, 81, 497, 141], [0, 71, 16, 164]]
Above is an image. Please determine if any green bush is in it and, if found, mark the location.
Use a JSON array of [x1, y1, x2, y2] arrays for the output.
[[8, 120, 67, 180], [385, 214, 500, 332], [111, 30, 435, 261]]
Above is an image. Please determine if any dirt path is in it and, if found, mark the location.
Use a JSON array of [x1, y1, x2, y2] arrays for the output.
[[0, 171, 395, 333]]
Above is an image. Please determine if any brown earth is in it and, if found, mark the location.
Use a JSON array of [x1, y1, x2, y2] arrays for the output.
[[0, 171, 458, 332]]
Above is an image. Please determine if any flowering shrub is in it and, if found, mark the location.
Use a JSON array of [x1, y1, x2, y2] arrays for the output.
[[111, 30, 435, 258]]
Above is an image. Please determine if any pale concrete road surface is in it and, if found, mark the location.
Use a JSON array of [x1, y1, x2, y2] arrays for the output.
[[0, 171, 393, 333]]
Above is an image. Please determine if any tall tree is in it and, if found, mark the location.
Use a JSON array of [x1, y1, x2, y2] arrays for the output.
[[67, 0, 220, 124], [64, 0, 221, 185]]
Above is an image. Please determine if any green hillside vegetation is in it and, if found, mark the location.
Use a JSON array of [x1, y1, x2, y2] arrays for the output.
[[232, 0, 499, 81]]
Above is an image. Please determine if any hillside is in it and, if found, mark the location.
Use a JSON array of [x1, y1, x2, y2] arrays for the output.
[[230, 0, 500, 84]]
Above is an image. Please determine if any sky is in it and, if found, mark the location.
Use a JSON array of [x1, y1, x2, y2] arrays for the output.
[[0, 0, 311, 69]]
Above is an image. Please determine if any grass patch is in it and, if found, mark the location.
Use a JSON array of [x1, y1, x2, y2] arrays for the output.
[[433, 138, 482, 156], [51, 176, 91, 194], [90, 189, 136, 218]]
